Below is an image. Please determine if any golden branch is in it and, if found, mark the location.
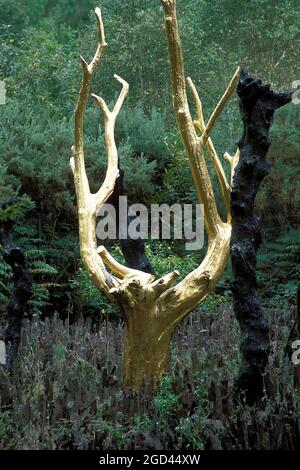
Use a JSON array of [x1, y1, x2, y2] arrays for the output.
[[200, 67, 240, 144], [92, 75, 129, 212], [224, 148, 240, 186], [160, 0, 223, 239], [160, 0, 232, 323], [151, 271, 180, 298], [97, 246, 154, 282], [71, 8, 129, 295], [187, 69, 240, 217]]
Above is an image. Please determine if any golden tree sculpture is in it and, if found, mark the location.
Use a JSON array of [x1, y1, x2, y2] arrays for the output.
[[70, 1, 240, 390]]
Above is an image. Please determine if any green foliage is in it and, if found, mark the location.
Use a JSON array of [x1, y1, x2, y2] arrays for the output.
[[0, 102, 75, 230], [14, 223, 60, 315], [116, 105, 170, 171], [175, 416, 204, 450], [157, 153, 197, 206], [0, 163, 34, 217], [133, 413, 151, 433], [152, 376, 178, 423], [257, 105, 300, 231], [257, 228, 300, 306], [200, 293, 228, 315], [145, 242, 199, 280], [69, 264, 119, 318]]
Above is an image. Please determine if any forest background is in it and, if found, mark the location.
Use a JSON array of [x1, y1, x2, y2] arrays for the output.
[[0, 0, 299, 450]]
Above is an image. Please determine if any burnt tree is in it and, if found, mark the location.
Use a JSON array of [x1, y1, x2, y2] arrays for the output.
[[0, 200, 33, 369], [231, 71, 294, 404], [106, 169, 154, 275]]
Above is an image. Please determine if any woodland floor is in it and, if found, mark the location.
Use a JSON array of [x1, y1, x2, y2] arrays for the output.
[[0, 303, 299, 450]]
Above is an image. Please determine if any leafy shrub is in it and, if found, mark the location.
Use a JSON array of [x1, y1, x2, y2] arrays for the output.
[[69, 264, 119, 318], [152, 376, 178, 423], [257, 228, 300, 306], [145, 241, 199, 280]]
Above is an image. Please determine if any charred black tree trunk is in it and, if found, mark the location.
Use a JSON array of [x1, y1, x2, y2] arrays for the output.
[[231, 72, 293, 404], [0, 200, 33, 369], [107, 169, 154, 275]]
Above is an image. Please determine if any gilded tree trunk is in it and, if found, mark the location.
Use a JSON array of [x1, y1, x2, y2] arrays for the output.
[[71, 4, 238, 392], [124, 312, 171, 389]]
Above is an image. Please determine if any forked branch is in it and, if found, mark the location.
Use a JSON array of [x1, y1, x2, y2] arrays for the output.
[[159, 0, 234, 323], [74, 7, 107, 154], [199, 67, 240, 145], [224, 148, 240, 186], [188, 83, 230, 214], [92, 74, 129, 212], [70, 2, 239, 391], [161, 18, 221, 237], [71, 8, 135, 295]]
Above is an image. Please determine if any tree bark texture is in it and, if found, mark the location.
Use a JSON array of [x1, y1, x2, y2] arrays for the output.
[[231, 71, 292, 404]]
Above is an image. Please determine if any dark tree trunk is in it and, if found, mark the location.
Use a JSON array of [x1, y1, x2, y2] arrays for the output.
[[0, 200, 33, 369], [231, 71, 292, 404], [107, 169, 155, 275]]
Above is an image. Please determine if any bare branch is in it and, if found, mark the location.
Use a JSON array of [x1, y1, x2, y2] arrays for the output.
[[92, 75, 129, 212], [97, 246, 153, 282], [187, 77, 231, 215], [112, 74, 130, 118], [88, 7, 107, 74], [91, 94, 111, 120], [224, 148, 240, 186], [151, 271, 179, 298], [200, 67, 240, 144], [91, 76, 129, 123], [160, 0, 232, 324], [71, 8, 123, 296], [74, 8, 107, 154], [158, 224, 231, 325], [161, 0, 223, 239]]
